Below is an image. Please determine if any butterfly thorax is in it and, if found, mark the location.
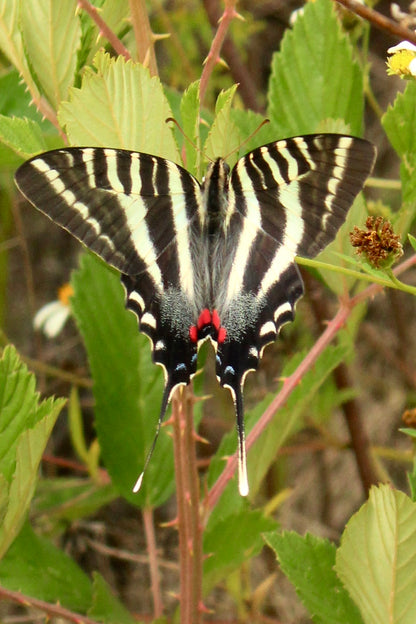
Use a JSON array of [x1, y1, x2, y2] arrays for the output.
[[202, 158, 230, 238]]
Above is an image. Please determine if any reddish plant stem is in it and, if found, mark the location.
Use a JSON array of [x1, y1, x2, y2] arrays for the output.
[[334, 0, 416, 45], [77, 0, 132, 60], [171, 386, 203, 624], [0, 585, 101, 624], [142, 507, 163, 618], [305, 272, 377, 494], [206, 254, 416, 510], [199, 0, 240, 107], [202, 0, 262, 112]]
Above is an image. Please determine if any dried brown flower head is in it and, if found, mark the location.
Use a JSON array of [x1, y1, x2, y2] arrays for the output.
[[350, 216, 403, 269], [402, 408, 416, 429]]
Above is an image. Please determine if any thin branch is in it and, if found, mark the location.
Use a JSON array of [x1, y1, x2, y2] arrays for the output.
[[142, 508, 163, 618], [206, 254, 416, 510], [77, 0, 132, 60], [129, 0, 158, 75], [0, 585, 101, 624], [334, 0, 416, 46], [202, 0, 262, 112], [199, 0, 241, 107], [172, 386, 203, 624]]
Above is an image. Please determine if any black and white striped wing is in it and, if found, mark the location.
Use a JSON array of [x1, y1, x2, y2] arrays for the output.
[[15, 148, 205, 412], [214, 135, 376, 486]]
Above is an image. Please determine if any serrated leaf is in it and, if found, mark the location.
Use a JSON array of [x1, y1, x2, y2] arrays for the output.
[[0, 345, 64, 558], [20, 0, 81, 110], [0, 0, 40, 99], [204, 84, 241, 164], [0, 522, 92, 612], [264, 531, 363, 624], [70, 253, 175, 507], [268, 0, 363, 137], [180, 80, 200, 177], [0, 114, 46, 157], [382, 83, 416, 239], [203, 509, 276, 593], [336, 484, 416, 624], [59, 50, 179, 162], [88, 572, 139, 624], [382, 82, 416, 158]]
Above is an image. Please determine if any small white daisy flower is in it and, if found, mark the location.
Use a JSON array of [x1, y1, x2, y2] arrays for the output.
[[387, 39, 416, 77], [34, 283, 73, 338]]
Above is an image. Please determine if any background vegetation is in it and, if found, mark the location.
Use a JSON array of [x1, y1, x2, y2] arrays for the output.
[[1, 0, 416, 622]]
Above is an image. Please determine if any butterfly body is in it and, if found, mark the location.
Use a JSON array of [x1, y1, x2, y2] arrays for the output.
[[15, 134, 376, 495]]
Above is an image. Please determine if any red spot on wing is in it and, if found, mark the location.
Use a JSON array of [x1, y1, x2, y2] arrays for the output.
[[211, 309, 220, 330], [217, 326, 227, 343], [189, 325, 198, 343], [197, 308, 212, 329]]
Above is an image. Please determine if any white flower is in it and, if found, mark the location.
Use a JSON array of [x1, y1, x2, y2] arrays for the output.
[[387, 39, 416, 78], [388, 41, 416, 54], [34, 283, 73, 338]]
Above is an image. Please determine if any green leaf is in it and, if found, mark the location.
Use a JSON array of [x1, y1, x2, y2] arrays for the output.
[[204, 84, 241, 165], [0, 345, 64, 558], [336, 484, 416, 624], [59, 50, 179, 162], [89, 572, 140, 624], [33, 478, 118, 525], [70, 253, 175, 507], [382, 83, 416, 239], [0, 522, 92, 612], [0, 115, 46, 157], [203, 509, 276, 593], [268, 0, 363, 137], [0, 0, 40, 99], [408, 234, 416, 253], [382, 82, 416, 158], [180, 80, 200, 177], [264, 531, 363, 624], [20, 0, 81, 110]]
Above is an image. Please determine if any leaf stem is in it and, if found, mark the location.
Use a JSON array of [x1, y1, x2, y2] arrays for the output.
[[297, 255, 416, 295]]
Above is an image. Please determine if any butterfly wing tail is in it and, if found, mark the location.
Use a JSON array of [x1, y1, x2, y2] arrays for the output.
[[132, 381, 173, 493], [234, 384, 249, 496]]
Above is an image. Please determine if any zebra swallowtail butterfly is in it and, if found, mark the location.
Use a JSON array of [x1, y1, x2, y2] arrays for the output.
[[15, 134, 376, 496]]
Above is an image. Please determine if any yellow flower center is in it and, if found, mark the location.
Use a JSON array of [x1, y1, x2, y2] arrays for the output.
[[58, 283, 74, 306], [387, 49, 416, 76]]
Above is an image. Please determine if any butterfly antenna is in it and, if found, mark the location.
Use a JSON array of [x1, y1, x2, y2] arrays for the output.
[[132, 383, 172, 493], [234, 385, 249, 497], [223, 118, 270, 162]]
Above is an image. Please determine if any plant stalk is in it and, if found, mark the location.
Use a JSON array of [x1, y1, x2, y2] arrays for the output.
[[172, 386, 203, 623]]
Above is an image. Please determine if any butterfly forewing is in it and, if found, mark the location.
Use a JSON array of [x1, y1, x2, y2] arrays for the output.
[[15, 134, 376, 496]]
